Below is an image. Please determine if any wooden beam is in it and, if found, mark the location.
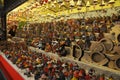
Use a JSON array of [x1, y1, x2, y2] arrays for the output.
[[5, 0, 28, 13]]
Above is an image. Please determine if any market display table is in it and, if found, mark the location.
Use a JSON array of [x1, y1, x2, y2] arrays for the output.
[[0, 46, 120, 80], [29, 46, 120, 80]]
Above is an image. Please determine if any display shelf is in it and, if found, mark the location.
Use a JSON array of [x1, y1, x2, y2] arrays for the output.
[[28, 46, 120, 80]]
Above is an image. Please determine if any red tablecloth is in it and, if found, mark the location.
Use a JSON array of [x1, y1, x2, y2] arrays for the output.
[[0, 55, 24, 80]]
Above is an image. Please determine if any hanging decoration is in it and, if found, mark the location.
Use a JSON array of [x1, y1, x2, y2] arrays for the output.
[[54, 0, 57, 4], [100, 0, 105, 7], [48, 0, 51, 3], [93, 0, 98, 5], [76, 0, 82, 6], [77, 0, 82, 10], [70, 0, 75, 8], [86, 1, 90, 7], [109, 0, 115, 7], [7, 0, 119, 23], [60, 1, 65, 7], [51, 2, 56, 7], [93, 0, 98, 9], [65, 0, 69, 2], [86, 1, 90, 11], [109, 0, 115, 4], [57, 0, 63, 4]]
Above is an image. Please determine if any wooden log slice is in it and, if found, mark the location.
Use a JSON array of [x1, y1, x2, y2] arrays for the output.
[[118, 43, 120, 46], [108, 56, 120, 70], [115, 57, 120, 70], [90, 41, 106, 52], [73, 45, 83, 60], [99, 38, 114, 52], [112, 46, 120, 55], [90, 51, 108, 66], [117, 34, 120, 42], [81, 51, 91, 62], [108, 60, 116, 69], [105, 54, 120, 61]]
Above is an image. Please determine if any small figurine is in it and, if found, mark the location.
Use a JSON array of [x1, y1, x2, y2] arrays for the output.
[[81, 32, 86, 40], [92, 24, 100, 33], [45, 42, 52, 52], [88, 68, 95, 76], [89, 32, 96, 41], [99, 74, 105, 80], [67, 70, 73, 80], [111, 32, 115, 42], [65, 37, 71, 47], [97, 31, 104, 41], [100, 23, 107, 33], [8, 25, 17, 37], [58, 41, 67, 56], [85, 74, 91, 80], [59, 71, 66, 80], [71, 70, 79, 80], [39, 73, 48, 80], [37, 39, 43, 49]]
